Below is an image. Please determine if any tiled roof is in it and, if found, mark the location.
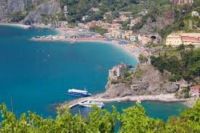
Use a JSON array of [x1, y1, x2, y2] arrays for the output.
[[191, 85, 200, 91], [181, 36, 200, 43]]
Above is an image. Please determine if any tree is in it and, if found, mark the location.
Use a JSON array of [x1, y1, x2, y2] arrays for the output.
[[1, 101, 200, 132], [120, 104, 164, 133], [139, 54, 148, 64]]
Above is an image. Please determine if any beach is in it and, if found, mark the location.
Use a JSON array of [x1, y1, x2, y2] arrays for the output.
[[31, 27, 151, 61]]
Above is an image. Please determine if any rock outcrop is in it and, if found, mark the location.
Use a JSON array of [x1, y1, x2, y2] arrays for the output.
[[139, 10, 175, 34], [105, 64, 179, 98], [23, 0, 61, 24], [0, 0, 61, 24]]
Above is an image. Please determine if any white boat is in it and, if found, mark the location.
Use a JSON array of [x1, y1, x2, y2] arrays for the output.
[[78, 100, 104, 108], [68, 89, 91, 97]]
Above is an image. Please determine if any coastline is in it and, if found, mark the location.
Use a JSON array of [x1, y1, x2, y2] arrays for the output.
[[64, 39, 140, 61], [31, 27, 192, 109], [29, 24, 151, 62], [31, 36, 142, 62], [59, 93, 189, 109], [0, 23, 31, 29], [0, 23, 193, 112]]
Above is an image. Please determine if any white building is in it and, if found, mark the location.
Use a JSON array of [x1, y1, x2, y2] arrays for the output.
[[166, 32, 200, 47], [109, 64, 128, 81], [130, 35, 138, 42], [64, 5, 68, 18], [191, 11, 199, 17]]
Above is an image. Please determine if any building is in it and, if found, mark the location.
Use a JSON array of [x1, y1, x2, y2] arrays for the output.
[[108, 64, 128, 81], [130, 35, 138, 42], [90, 7, 99, 12], [191, 11, 199, 17], [103, 12, 112, 20], [110, 29, 122, 39], [190, 85, 200, 97], [138, 10, 148, 16], [58, 21, 68, 28], [129, 17, 142, 28], [166, 33, 200, 47], [171, 0, 193, 5], [121, 30, 133, 40], [82, 15, 89, 22], [176, 80, 189, 90], [63, 5, 68, 18], [138, 34, 152, 45]]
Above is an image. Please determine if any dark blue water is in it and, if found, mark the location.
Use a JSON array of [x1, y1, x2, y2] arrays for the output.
[[0, 25, 186, 119]]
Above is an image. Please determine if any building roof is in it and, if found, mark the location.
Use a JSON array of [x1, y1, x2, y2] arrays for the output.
[[191, 85, 200, 91], [166, 32, 200, 45], [171, 0, 193, 5], [181, 36, 200, 43]]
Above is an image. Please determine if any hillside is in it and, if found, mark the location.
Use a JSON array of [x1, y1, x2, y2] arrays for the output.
[[0, 0, 61, 24], [0, 0, 172, 24]]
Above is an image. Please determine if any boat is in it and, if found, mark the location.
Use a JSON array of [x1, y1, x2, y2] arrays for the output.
[[78, 100, 104, 108], [68, 89, 92, 97]]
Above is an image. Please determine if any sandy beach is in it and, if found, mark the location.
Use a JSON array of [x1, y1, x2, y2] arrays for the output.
[[31, 27, 150, 61], [0, 23, 31, 29], [32, 36, 141, 60]]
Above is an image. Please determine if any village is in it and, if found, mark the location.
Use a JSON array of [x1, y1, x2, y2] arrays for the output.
[[32, 9, 154, 59]]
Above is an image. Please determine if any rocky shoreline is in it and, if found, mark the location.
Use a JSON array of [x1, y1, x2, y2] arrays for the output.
[[105, 64, 179, 97]]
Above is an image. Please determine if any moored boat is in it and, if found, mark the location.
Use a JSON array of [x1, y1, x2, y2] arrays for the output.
[[68, 89, 91, 97], [78, 100, 104, 108]]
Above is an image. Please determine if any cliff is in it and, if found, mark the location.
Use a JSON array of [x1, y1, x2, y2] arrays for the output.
[[0, 0, 61, 24]]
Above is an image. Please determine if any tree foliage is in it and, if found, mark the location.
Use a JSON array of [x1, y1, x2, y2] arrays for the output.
[[0, 101, 200, 133], [60, 0, 170, 23], [151, 47, 200, 81], [90, 26, 108, 35]]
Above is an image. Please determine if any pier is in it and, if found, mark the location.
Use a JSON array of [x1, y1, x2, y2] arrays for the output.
[[59, 93, 188, 110], [61, 93, 105, 109]]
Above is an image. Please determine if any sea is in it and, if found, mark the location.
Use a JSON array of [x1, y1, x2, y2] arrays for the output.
[[0, 25, 186, 121]]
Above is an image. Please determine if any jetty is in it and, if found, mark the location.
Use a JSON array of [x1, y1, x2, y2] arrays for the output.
[[61, 94, 105, 109], [59, 93, 188, 109]]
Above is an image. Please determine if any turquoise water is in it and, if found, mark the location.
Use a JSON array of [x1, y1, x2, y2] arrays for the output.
[[104, 101, 186, 121], [0, 25, 186, 119]]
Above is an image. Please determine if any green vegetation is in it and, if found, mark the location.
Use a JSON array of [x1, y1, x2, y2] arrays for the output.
[[133, 66, 143, 79], [0, 101, 200, 133], [90, 26, 108, 35], [10, 11, 27, 22], [122, 70, 133, 84], [160, 1, 200, 38], [139, 54, 148, 64], [122, 20, 130, 30], [176, 86, 190, 99], [60, 0, 171, 23], [151, 46, 200, 82]]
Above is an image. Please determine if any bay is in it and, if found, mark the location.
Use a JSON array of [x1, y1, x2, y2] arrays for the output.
[[0, 25, 186, 119]]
